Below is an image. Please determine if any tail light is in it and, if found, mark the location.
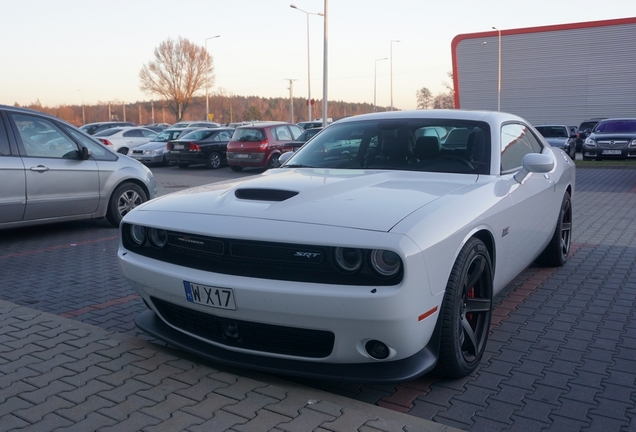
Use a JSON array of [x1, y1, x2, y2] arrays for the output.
[[259, 138, 269, 150], [188, 143, 200, 151], [98, 139, 112, 146]]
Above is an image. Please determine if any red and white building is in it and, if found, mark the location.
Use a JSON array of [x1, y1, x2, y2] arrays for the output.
[[451, 17, 636, 125]]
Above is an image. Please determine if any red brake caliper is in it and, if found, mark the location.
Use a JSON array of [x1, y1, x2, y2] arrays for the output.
[[466, 287, 475, 322]]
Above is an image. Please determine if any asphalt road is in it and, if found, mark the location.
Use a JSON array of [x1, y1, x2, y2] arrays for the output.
[[1, 163, 635, 431]]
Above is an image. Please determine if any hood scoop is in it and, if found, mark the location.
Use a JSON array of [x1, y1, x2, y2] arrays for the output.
[[235, 188, 299, 202]]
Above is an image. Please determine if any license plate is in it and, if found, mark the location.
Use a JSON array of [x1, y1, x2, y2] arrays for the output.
[[602, 150, 622, 155], [235, 153, 249, 159], [183, 281, 236, 310], [174, 144, 184, 150]]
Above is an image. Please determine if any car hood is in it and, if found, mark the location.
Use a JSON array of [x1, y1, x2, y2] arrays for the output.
[[135, 169, 478, 232], [544, 137, 568, 147]]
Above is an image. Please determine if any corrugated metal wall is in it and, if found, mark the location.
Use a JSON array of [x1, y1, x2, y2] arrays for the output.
[[455, 21, 636, 126]]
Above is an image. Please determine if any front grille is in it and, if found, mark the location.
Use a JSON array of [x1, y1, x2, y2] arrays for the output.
[[598, 140, 629, 149], [122, 224, 403, 286], [151, 297, 334, 358]]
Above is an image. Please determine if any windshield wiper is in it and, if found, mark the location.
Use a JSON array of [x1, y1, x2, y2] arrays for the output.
[[282, 164, 314, 168]]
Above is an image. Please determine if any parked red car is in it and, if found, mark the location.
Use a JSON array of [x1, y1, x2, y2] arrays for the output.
[[226, 122, 305, 171]]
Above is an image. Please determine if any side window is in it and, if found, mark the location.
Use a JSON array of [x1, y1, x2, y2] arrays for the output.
[[290, 125, 304, 140], [275, 126, 292, 140], [10, 113, 79, 159], [63, 126, 117, 161], [142, 130, 156, 138], [220, 131, 232, 141], [500, 123, 543, 173], [124, 129, 143, 138], [0, 117, 10, 155]]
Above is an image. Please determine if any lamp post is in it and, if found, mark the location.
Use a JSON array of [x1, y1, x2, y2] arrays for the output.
[[78, 90, 85, 125], [322, 0, 328, 127], [374, 57, 388, 112], [492, 26, 501, 111], [290, 4, 324, 122], [390, 40, 400, 111], [205, 35, 220, 121]]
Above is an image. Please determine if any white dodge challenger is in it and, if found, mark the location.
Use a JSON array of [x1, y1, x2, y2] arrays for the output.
[[119, 110, 575, 383]]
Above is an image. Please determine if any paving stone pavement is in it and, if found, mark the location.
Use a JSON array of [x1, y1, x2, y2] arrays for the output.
[[0, 299, 459, 431], [1, 166, 636, 431]]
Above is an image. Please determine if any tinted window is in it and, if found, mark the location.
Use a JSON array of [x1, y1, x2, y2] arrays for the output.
[[10, 113, 79, 159], [594, 120, 636, 133], [124, 129, 143, 138], [501, 123, 543, 173], [535, 126, 568, 138], [284, 119, 490, 175], [232, 128, 265, 142], [0, 117, 10, 155]]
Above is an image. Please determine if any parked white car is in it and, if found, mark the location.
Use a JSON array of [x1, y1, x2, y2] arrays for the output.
[[119, 110, 575, 382], [93, 126, 157, 155]]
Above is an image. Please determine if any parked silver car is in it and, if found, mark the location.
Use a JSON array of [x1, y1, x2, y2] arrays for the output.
[[0, 105, 157, 229]]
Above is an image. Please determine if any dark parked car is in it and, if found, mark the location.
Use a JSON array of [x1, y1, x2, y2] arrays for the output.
[[575, 118, 606, 152], [79, 121, 135, 135], [582, 118, 636, 160], [281, 127, 323, 153], [226, 122, 305, 171], [166, 128, 235, 169], [130, 127, 200, 166], [534, 125, 577, 159]]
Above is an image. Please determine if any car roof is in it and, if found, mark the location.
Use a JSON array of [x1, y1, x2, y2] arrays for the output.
[[335, 109, 527, 124]]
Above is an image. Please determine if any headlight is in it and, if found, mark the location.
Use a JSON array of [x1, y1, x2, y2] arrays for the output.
[[584, 138, 596, 147], [369, 250, 401, 277], [128, 224, 146, 246], [334, 247, 363, 272], [148, 228, 167, 248], [629, 138, 636, 147]]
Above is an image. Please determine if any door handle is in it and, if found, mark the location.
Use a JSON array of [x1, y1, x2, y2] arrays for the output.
[[30, 165, 50, 173]]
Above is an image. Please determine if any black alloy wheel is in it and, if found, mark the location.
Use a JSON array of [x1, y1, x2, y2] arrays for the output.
[[536, 192, 572, 267], [439, 237, 493, 378]]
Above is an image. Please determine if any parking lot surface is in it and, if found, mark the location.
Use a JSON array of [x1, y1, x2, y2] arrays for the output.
[[1, 165, 635, 431]]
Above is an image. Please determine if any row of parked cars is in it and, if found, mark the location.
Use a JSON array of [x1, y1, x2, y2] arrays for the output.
[[534, 117, 636, 161], [77, 119, 325, 171]]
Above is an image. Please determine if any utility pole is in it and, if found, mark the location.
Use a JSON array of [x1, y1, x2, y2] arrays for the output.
[[285, 78, 297, 123]]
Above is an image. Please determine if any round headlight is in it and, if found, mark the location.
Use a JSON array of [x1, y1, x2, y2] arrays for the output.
[[334, 247, 363, 272], [148, 228, 167, 248], [370, 249, 401, 277], [128, 224, 146, 246]]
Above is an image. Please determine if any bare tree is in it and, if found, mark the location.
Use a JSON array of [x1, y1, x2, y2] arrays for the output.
[[139, 37, 213, 121], [416, 87, 433, 110], [433, 93, 455, 109]]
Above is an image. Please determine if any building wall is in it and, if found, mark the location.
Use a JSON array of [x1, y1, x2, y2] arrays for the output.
[[452, 17, 636, 126]]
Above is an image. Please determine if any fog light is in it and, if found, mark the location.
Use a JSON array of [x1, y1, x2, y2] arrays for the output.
[[365, 340, 390, 360]]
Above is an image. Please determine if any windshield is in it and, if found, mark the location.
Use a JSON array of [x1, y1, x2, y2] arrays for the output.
[[594, 120, 636, 133], [282, 119, 491, 175], [535, 126, 568, 138], [178, 129, 216, 140]]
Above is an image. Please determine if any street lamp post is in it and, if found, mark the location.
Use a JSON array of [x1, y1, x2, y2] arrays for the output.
[[205, 35, 220, 121], [492, 26, 501, 111], [390, 40, 400, 111], [290, 4, 324, 122], [374, 57, 388, 112], [322, 0, 328, 127], [78, 90, 85, 125]]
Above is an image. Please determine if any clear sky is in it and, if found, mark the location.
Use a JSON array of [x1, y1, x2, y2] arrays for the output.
[[1, 0, 632, 111]]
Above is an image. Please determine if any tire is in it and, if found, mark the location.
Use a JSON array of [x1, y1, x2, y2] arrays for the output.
[[161, 155, 170, 167], [206, 152, 222, 169], [536, 192, 572, 267], [230, 165, 243, 172], [117, 148, 129, 155], [177, 163, 190, 169], [106, 182, 147, 227], [267, 153, 280, 169], [439, 237, 493, 378]]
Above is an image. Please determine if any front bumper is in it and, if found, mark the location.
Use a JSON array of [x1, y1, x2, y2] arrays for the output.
[[582, 147, 636, 159], [136, 308, 440, 383]]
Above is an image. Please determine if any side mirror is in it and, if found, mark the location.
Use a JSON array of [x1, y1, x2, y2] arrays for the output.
[[80, 147, 92, 160], [514, 153, 554, 184], [278, 151, 294, 166]]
